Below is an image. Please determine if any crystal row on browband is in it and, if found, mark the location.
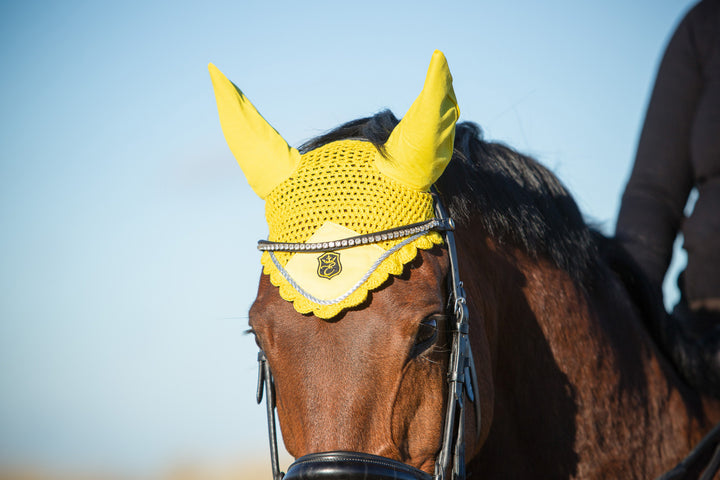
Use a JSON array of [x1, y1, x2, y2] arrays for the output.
[[257, 218, 454, 253]]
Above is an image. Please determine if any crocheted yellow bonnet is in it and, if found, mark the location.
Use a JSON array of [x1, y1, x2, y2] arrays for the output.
[[209, 51, 459, 318]]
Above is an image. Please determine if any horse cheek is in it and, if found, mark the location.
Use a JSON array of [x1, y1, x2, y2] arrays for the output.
[[391, 360, 446, 472]]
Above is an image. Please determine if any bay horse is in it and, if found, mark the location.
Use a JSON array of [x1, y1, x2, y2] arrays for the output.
[[210, 51, 720, 479]]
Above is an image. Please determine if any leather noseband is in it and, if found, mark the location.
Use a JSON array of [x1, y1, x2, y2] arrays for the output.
[[283, 451, 433, 480]]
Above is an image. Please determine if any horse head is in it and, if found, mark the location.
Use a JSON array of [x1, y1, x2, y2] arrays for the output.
[[210, 51, 492, 479]]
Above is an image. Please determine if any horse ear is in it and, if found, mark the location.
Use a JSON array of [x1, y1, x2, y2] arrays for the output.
[[209, 63, 301, 199], [380, 50, 459, 191]]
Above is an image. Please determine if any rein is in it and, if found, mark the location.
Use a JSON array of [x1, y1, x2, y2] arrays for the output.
[[254, 195, 481, 480]]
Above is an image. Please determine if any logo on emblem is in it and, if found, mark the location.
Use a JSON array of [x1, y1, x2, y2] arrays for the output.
[[317, 252, 342, 279]]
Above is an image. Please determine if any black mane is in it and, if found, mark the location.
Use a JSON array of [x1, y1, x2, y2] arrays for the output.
[[299, 110, 598, 286]]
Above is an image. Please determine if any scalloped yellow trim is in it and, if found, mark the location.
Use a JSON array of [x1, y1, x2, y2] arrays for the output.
[[261, 232, 442, 319]]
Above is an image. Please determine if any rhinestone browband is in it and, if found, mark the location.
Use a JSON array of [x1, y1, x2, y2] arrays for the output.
[[257, 218, 454, 253]]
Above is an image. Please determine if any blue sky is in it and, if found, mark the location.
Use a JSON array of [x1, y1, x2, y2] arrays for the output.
[[0, 0, 696, 476]]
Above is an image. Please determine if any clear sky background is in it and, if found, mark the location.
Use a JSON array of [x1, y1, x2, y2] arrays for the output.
[[0, 0, 696, 477]]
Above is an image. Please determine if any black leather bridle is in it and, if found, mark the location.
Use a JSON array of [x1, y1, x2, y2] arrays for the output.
[[254, 195, 481, 480]]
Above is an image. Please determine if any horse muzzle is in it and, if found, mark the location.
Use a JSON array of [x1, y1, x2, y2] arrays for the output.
[[283, 451, 433, 480]]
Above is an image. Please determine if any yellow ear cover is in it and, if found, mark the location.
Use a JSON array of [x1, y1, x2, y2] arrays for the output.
[[380, 50, 459, 192], [209, 52, 455, 318], [208, 63, 301, 198]]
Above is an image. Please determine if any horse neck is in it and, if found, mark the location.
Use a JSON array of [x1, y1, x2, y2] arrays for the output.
[[459, 229, 720, 478]]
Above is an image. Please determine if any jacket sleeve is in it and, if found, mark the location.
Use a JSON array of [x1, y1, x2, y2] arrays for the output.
[[616, 5, 702, 290]]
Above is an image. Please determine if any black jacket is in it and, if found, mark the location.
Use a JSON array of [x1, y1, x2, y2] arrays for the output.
[[616, 0, 720, 304]]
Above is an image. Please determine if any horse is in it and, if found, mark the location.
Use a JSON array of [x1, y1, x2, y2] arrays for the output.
[[209, 51, 720, 479]]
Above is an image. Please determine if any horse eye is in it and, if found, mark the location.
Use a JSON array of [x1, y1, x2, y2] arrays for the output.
[[245, 328, 261, 348], [414, 316, 439, 350]]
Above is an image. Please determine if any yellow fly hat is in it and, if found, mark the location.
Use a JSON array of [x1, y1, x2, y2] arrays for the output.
[[210, 51, 459, 318]]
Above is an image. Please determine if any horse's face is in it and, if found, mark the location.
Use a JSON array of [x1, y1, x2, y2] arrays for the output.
[[210, 51, 476, 478], [249, 247, 450, 472]]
